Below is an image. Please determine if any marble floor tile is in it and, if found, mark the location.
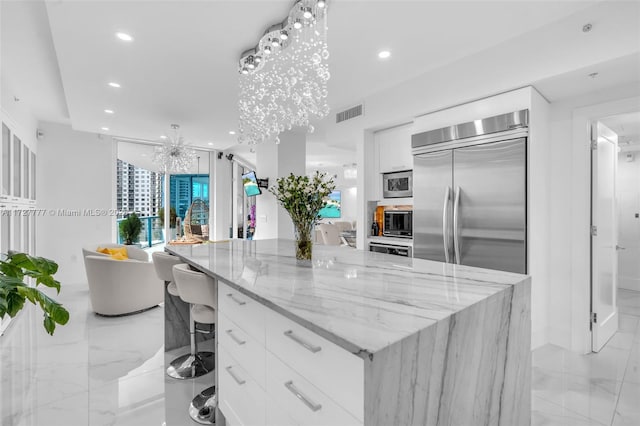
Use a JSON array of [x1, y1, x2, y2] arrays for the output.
[[619, 289, 640, 318], [532, 366, 622, 425], [532, 395, 607, 426], [618, 314, 639, 334], [612, 380, 640, 426]]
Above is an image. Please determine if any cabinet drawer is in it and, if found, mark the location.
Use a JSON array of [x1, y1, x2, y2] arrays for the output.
[[265, 394, 298, 426], [265, 308, 364, 422], [218, 345, 266, 426], [218, 281, 266, 345], [266, 350, 362, 426], [218, 311, 265, 389]]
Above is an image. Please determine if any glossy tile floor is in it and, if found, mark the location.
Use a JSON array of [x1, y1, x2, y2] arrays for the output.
[[0, 284, 211, 426], [532, 289, 640, 426], [1, 284, 639, 425]]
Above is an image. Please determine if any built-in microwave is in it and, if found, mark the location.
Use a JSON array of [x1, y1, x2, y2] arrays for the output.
[[382, 170, 412, 198], [383, 210, 413, 238]]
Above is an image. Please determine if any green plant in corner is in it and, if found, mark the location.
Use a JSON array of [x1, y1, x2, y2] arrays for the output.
[[158, 206, 177, 228], [0, 251, 69, 335], [119, 212, 143, 245]]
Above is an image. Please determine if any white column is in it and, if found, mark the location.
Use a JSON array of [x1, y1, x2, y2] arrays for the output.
[[254, 130, 306, 240], [210, 151, 232, 241], [163, 172, 170, 242]]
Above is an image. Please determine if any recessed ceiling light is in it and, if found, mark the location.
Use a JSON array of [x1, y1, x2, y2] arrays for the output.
[[229, 130, 236, 135], [101, 127, 109, 131], [104, 109, 114, 114], [208, 142, 214, 146], [115, 32, 133, 42], [108, 82, 121, 88], [317, 0, 326, 8], [378, 50, 391, 59], [582, 23, 593, 33], [160, 135, 167, 139]]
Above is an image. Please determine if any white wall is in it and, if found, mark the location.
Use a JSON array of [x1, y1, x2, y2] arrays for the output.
[[36, 122, 116, 286], [210, 151, 232, 241], [310, 165, 357, 225], [617, 149, 640, 291], [254, 131, 306, 240]]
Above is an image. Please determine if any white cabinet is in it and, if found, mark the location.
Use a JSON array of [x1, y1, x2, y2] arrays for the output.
[[218, 345, 266, 426], [217, 281, 364, 426], [375, 122, 414, 174]]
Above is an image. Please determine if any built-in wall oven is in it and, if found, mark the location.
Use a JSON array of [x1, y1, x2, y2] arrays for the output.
[[369, 242, 412, 257], [383, 210, 413, 238]]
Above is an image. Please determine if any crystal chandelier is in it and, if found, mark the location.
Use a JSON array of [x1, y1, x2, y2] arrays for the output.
[[153, 124, 197, 173], [237, 0, 330, 146]]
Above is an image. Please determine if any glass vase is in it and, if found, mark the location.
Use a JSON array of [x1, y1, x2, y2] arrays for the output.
[[293, 222, 313, 263]]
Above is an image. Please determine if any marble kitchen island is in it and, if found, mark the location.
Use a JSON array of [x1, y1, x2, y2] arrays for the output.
[[166, 239, 531, 426]]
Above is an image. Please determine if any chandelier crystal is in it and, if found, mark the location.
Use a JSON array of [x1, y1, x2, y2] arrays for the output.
[[237, 0, 330, 146], [153, 124, 197, 173]]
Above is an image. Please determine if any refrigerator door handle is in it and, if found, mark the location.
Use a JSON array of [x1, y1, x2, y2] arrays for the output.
[[442, 187, 451, 263], [453, 186, 461, 264]]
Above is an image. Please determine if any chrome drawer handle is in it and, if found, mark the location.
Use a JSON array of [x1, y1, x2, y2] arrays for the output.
[[227, 293, 246, 306], [226, 329, 246, 345], [284, 330, 321, 353], [225, 366, 246, 385], [284, 381, 322, 412]]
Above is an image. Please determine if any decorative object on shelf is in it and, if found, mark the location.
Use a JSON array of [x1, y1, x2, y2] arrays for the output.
[[237, 0, 330, 146], [119, 212, 143, 245], [269, 171, 335, 262], [0, 251, 69, 335], [153, 124, 197, 173]]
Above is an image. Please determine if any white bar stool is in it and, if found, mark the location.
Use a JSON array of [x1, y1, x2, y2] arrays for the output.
[[153, 252, 209, 379], [152, 251, 181, 297], [162, 262, 215, 380], [172, 263, 217, 424]]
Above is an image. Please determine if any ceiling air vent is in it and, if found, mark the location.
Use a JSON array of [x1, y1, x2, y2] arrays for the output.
[[336, 104, 364, 123]]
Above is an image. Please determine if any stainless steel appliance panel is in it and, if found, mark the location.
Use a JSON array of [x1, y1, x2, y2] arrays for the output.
[[412, 109, 529, 149], [369, 242, 412, 257], [413, 150, 453, 262], [383, 210, 413, 238], [452, 138, 526, 273], [382, 170, 413, 198]]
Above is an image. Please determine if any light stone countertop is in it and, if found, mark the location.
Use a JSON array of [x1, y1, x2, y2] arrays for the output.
[[166, 239, 529, 359]]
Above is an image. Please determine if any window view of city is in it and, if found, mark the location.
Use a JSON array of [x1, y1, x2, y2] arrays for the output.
[[115, 159, 210, 246]]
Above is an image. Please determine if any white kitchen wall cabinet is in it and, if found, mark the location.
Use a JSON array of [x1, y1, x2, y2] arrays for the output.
[[375, 122, 414, 174]]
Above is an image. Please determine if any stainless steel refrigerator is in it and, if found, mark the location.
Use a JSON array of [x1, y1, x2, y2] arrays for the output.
[[411, 110, 528, 274]]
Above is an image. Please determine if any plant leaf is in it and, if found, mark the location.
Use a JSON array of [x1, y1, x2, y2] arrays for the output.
[[6, 291, 25, 317], [43, 315, 55, 335]]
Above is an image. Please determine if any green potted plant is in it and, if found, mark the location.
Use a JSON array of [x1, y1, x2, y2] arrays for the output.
[[0, 251, 69, 335], [119, 212, 143, 245], [158, 206, 177, 228], [158, 206, 178, 241]]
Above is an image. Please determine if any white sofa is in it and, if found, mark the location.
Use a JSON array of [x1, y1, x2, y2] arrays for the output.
[[82, 244, 164, 316]]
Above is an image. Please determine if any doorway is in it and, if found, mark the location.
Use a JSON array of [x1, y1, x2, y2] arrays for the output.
[[591, 111, 640, 352]]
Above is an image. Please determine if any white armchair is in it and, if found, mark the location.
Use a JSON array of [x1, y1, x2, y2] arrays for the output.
[[82, 244, 163, 316]]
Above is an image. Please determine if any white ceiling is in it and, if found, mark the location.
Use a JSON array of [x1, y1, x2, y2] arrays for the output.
[[3, 0, 640, 169]]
